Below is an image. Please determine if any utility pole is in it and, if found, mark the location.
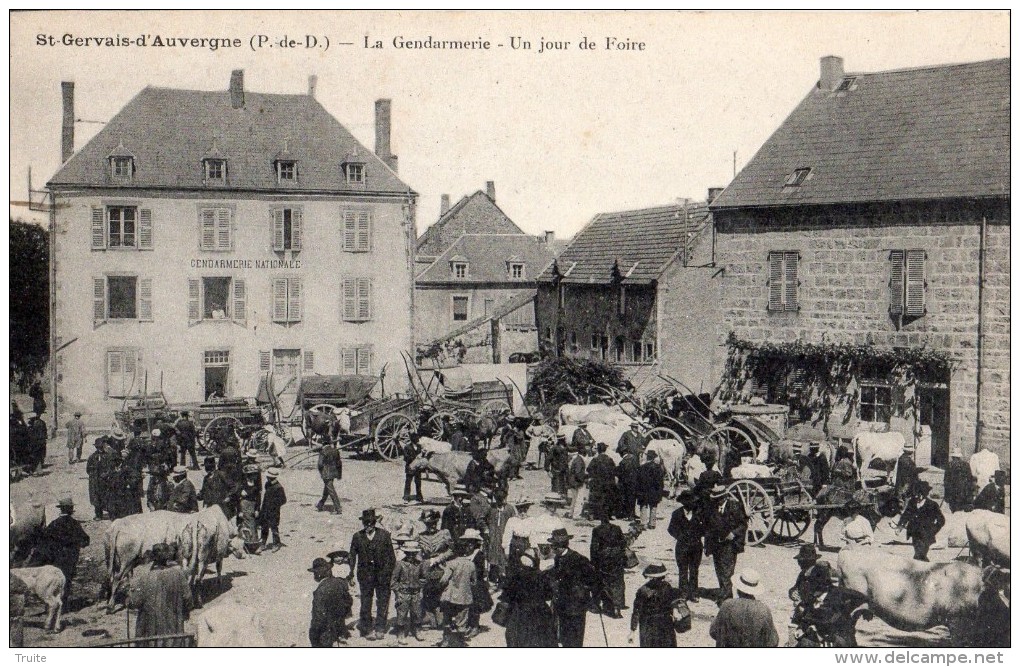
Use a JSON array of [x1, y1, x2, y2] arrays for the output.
[[733, 150, 737, 178]]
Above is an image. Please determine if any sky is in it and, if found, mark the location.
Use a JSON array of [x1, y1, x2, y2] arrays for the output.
[[9, 10, 1010, 238]]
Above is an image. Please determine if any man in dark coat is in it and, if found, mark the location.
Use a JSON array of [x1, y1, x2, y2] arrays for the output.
[[111, 456, 143, 518], [808, 443, 831, 494], [547, 436, 568, 495], [565, 445, 587, 519], [349, 508, 396, 640], [29, 380, 46, 417], [463, 448, 496, 494], [166, 466, 199, 513], [402, 434, 424, 503], [973, 471, 1006, 514], [704, 483, 748, 603], [616, 421, 648, 458], [895, 480, 945, 561], [259, 468, 287, 551], [27, 413, 47, 473], [586, 442, 618, 518], [308, 557, 353, 646], [85, 439, 109, 519], [628, 564, 681, 647], [11, 411, 30, 470], [894, 444, 918, 502], [590, 511, 627, 617], [635, 450, 665, 529], [33, 497, 90, 607], [547, 528, 598, 647], [198, 456, 231, 510], [616, 450, 640, 520], [571, 422, 596, 455], [146, 464, 171, 512], [316, 442, 343, 514], [667, 490, 704, 601], [173, 411, 200, 470], [943, 448, 975, 513], [442, 485, 473, 539], [710, 568, 779, 647]]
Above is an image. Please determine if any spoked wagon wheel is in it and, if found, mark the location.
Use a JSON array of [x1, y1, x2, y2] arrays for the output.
[[771, 480, 814, 542], [201, 416, 242, 455], [455, 408, 478, 424], [726, 479, 775, 546], [374, 413, 414, 462], [480, 400, 511, 418], [710, 425, 757, 463], [426, 412, 455, 439], [645, 426, 684, 443]]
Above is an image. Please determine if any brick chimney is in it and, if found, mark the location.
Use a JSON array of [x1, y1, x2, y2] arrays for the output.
[[542, 231, 555, 243], [486, 181, 496, 202], [61, 81, 74, 164], [819, 55, 844, 91], [374, 99, 398, 173], [308, 75, 317, 99], [707, 187, 724, 203], [440, 194, 451, 216], [229, 69, 245, 109]]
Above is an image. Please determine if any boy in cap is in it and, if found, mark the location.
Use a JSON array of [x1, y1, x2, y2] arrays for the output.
[[166, 466, 199, 513], [894, 480, 945, 561], [391, 541, 426, 644], [438, 537, 477, 647], [308, 556, 353, 646], [259, 468, 287, 552]]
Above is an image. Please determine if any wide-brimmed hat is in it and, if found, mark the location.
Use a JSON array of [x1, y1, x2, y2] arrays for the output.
[[677, 490, 697, 506], [394, 531, 414, 543], [548, 527, 573, 545], [629, 421, 642, 429], [451, 484, 471, 497], [360, 508, 379, 524], [643, 563, 667, 579], [420, 509, 441, 524], [327, 549, 350, 564], [111, 427, 127, 440], [795, 544, 820, 563], [74, 411, 82, 417], [542, 492, 568, 506], [172, 465, 188, 476], [242, 464, 260, 475], [511, 496, 534, 510], [913, 480, 932, 496], [709, 484, 729, 498], [308, 557, 332, 573], [460, 528, 483, 542], [950, 447, 963, 458], [733, 569, 761, 596], [265, 468, 281, 479], [903, 441, 915, 452], [150, 429, 162, 438], [56, 496, 74, 509]]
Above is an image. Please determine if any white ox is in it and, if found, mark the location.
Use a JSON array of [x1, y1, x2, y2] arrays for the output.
[[853, 431, 905, 482], [558, 403, 635, 428], [965, 510, 1009, 568], [11, 565, 65, 633], [195, 600, 268, 647], [969, 450, 1001, 489]]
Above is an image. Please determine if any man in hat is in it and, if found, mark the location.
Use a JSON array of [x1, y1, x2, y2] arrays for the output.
[[111, 453, 143, 518], [704, 483, 748, 603], [402, 432, 425, 504], [438, 536, 477, 647], [65, 411, 87, 464], [259, 468, 287, 552], [636, 449, 666, 529], [33, 497, 90, 607], [198, 456, 231, 510], [586, 442, 618, 519], [546, 433, 568, 494], [807, 442, 831, 495], [146, 464, 171, 512], [10, 408, 30, 473], [548, 527, 597, 647], [628, 563, 682, 647], [461, 528, 491, 638], [316, 440, 343, 515], [791, 563, 864, 648], [564, 440, 588, 519], [463, 447, 496, 495], [128, 543, 193, 638], [442, 484, 474, 540], [173, 411, 200, 470], [894, 442, 918, 502], [572, 421, 596, 456], [617, 446, 640, 520], [349, 508, 396, 640], [788, 545, 824, 605], [943, 448, 975, 513], [27, 412, 47, 474], [709, 569, 779, 647], [85, 438, 111, 519], [590, 506, 627, 617], [166, 466, 199, 513], [391, 541, 425, 644], [500, 414, 528, 479], [668, 489, 704, 602], [448, 416, 469, 453], [974, 470, 1006, 514], [894, 480, 945, 561], [616, 421, 648, 459], [308, 556, 353, 646]]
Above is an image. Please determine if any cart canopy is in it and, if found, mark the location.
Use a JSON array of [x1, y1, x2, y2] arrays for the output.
[[298, 375, 379, 406], [429, 367, 474, 397]]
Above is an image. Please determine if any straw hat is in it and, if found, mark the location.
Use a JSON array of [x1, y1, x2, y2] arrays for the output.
[[643, 563, 667, 579], [733, 569, 761, 596]]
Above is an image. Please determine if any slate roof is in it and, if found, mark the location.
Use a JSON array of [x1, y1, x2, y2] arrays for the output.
[[417, 191, 527, 258], [711, 58, 1009, 210], [536, 203, 711, 285], [422, 289, 536, 347], [417, 234, 558, 283], [49, 86, 413, 194]]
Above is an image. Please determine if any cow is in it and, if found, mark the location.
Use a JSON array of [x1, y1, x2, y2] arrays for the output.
[[965, 510, 1009, 568], [853, 431, 905, 483], [195, 600, 268, 647], [459, 413, 501, 449], [969, 450, 1001, 489], [105, 510, 196, 611], [836, 547, 986, 644], [407, 449, 515, 494], [11, 565, 66, 633], [419, 437, 453, 455], [190, 505, 245, 605], [646, 438, 686, 496], [10, 499, 46, 565], [558, 403, 634, 427]]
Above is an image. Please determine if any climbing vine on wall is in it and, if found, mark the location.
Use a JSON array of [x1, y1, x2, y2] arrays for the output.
[[717, 332, 956, 426]]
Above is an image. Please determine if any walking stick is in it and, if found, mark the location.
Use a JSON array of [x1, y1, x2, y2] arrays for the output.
[[125, 607, 131, 640], [597, 607, 609, 647]]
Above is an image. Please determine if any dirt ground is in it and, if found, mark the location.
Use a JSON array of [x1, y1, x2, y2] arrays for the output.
[[13, 432, 960, 648]]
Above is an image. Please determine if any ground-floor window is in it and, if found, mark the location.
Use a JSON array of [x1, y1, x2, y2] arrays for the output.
[[859, 383, 892, 423], [106, 348, 140, 398], [204, 350, 230, 399]]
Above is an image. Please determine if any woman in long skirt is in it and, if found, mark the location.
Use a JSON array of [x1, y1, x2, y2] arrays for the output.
[[628, 564, 681, 647], [417, 509, 454, 629], [502, 548, 557, 647]]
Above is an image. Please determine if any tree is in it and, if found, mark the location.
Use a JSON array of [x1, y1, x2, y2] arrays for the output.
[[526, 357, 631, 412], [10, 219, 49, 389]]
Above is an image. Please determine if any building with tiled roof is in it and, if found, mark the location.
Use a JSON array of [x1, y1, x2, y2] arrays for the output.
[[711, 56, 1010, 465], [416, 182, 526, 259], [45, 71, 419, 424], [535, 194, 726, 391]]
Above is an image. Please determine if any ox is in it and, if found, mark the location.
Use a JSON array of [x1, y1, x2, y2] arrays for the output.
[[195, 600, 268, 647], [853, 431, 905, 483], [191, 505, 245, 605], [10, 499, 46, 565], [11, 565, 66, 633], [966, 510, 1009, 568], [558, 403, 634, 427], [969, 450, 1001, 489], [407, 449, 515, 494], [836, 547, 985, 644]]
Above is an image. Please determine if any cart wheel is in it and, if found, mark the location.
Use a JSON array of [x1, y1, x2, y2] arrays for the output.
[[455, 408, 478, 424], [249, 428, 270, 453], [710, 425, 757, 462], [426, 413, 447, 439], [374, 413, 413, 462], [302, 404, 340, 442], [771, 480, 813, 542], [201, 416, 242, 455], [726, 479, 775, 546], [645, 427, 684, 444], [480, 400, 510, 418]]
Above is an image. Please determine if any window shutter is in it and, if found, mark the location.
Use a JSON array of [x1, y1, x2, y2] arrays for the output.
[[106, 351, 121, 398], [272, 209, 285, 251], [357, 278, 372, 320], [232, 279, 246, 323], [291, 209, 303, 250], [303, 350, 315, 373], [288, 278, 302, 322], [784, 252, 799, 310], [340, 348, 357, 374], [138, 209, 153, 249], [905, 250, 925, 317], [356, 212, 371, 251], [92, 207, 106, 249], [342, 211, 356, 250], [200, 209, 216, 249], [188, 278, 201, 324], [889, 250, 905, 315], [217, 208, 232, 250], [272, 278, 288, 322], [93, 278, 106, 326], [767, 253, 783, 311], [357, 346, 373, 375], [342, 279, 357, 321], [259, 351, 271, 372], [139, 278, 153, 321]]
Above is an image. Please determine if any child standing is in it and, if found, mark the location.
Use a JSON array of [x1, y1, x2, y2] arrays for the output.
[[391, 541, 425, 644]]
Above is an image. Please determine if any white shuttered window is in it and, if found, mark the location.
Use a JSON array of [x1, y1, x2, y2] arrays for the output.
[[199, 207, 233, 251], [341, 278, 373, 322], [272, 277, 303, 323], [106, 348, 141, 398], [341, 210, 372, 252], [767, 251, 800, 312], [340, 346, 373, 375]]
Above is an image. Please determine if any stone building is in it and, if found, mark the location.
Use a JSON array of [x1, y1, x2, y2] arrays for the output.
[[710, 57, 1009, 464], [47, 71, 418, 425], [535, 198, 724, 393]]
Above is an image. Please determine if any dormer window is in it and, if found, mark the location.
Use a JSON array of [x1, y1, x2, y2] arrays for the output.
[[204, 159, 226, 183], [276, 160, 297, 183], [343, 162, 365, 185], [451, 261, 469, 279], [112, 157, 133, 179], [835, 76, 857, 92], [509, 262, 525, 280], [784, 168, 811, 187]]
